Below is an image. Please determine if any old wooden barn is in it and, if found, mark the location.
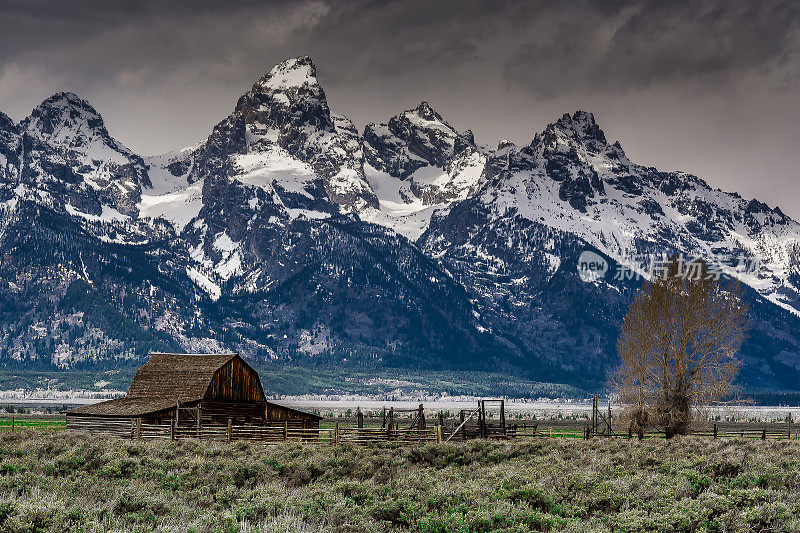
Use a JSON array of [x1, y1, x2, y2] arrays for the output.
[[66, 353, 320, 436]]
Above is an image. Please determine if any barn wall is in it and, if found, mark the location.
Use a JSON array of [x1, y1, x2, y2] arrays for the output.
[[142, 409, 174, 425], [266, 403, 320, 428], [206, 357, 265, 402], [66, 415, 137, 437], [199, 401, 266, 425]]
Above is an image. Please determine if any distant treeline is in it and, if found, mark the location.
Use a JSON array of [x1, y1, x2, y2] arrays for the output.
[[744, 392, 800, 407]]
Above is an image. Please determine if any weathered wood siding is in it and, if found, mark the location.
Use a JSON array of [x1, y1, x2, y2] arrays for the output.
[[199, 400, 266, 425], [206, 357, 265, 402], [266, 403, 320, 428], [66, 415, 138, 438]]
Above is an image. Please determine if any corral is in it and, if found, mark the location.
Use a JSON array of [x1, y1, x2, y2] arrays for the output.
[[61, 353, 799, 445]]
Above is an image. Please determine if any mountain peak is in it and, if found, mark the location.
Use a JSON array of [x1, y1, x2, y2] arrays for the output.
[[0, 111, 16, 133], [255, 55, 319, 92], [24, 91, 109, 141], [242, 55, 332, 128], [535, 110, 611, 156], [553, 110, 605, 142], [413, 101, 443, 122], [36, 92, 101, 118]]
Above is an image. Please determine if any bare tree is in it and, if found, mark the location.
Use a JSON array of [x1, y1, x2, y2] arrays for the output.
[[613, 256, 748, 438]]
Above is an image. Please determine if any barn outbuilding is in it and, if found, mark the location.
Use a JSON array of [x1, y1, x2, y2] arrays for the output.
[[66, 353, 320, 435]]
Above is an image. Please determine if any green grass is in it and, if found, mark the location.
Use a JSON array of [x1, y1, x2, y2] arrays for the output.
[[0, 418, 64, 429], [1, 431, 799, 532]]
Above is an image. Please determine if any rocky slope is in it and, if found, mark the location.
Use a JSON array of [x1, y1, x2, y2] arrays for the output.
[[1, 56, 799, 391]]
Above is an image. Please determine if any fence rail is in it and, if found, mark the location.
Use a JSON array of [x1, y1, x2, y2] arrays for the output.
[[62, 420, 441, 446], [8, 415, 800, 443]]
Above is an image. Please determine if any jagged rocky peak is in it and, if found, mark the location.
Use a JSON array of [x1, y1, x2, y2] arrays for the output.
[[24, 92, 114, 148], [551, 110, 604, 142], [183, 56, 375, 217], [387, 101, 463, 165], [21, 91, 147, 172], [241, 55, 335, 134], [15, 92, 150, 217], [0, 111, 16, 134], [534, 110, 622, 159], [361, 101, 486, 209], [0, 111, 21, 187], [255, 56, 321, 93], [743, 197, 789, 230], [0, 111, 20, 151], [363, 100, 476, 179], [497, 139, 514, 150], [483, 110, 614, 213]]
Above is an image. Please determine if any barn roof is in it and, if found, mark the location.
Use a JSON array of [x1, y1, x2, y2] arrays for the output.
[[68, 352, 243, 417], [126, 352, 239, 401], [66, 396, 178, 417]]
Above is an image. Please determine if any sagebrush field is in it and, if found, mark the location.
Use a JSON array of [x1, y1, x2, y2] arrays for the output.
[[0, 431, 799, 532]]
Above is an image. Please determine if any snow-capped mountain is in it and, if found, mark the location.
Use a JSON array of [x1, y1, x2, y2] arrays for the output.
[[15, 92, 150, 219], [1, 56, 799, 391], [489, 111, 800, 315], [359, 101, 487, 240]]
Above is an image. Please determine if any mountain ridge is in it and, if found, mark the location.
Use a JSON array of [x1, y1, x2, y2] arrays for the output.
[[1, 56, 798, 391]]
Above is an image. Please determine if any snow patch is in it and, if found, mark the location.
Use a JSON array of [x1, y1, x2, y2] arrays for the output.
[[263, 58, 316, 90], [138, 178, 203, 232], [66, 203, 129, 223], [186, 267, 221, 300]]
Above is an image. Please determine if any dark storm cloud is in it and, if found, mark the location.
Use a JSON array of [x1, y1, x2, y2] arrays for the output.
[[6, 0, 795, 100], [0, 0, 798, 219], [503, 0, 800, 97], [0, 0, 492, 86]]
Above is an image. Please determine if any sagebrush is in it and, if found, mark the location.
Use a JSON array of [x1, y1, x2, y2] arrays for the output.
[[0, 431, 799, 532]]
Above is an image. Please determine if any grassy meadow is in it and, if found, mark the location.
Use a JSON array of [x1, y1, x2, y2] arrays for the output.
[[0, 430, 799, 532]]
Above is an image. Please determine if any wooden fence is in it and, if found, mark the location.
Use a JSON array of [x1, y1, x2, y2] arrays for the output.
[[6, 415, 800, 443], [61, 419, 441, 445], [62, 421, 799, 443]]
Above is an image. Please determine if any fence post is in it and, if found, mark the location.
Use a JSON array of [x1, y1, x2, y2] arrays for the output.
[[227, 419, 232, 443], [762, 428, 766, 440], [334, 422, 339, 445], [284, 420, 288, 441], [357, 407, 363, 429], [480, 401, 487, 439], [136, 418, 142, 440], [788, 413, 792, 440], [10, 416, 14, 433], [713, 424, 717, 439], [437, 424, 442, 443], [170, 420, 175, 441]]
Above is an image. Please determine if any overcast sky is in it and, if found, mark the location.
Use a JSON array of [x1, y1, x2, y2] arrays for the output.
[[1, 0, 798, 217]]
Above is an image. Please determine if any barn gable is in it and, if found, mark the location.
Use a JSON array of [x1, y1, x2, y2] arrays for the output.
[[205, 354, 265, 402], [127, 353, 248, 402]]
